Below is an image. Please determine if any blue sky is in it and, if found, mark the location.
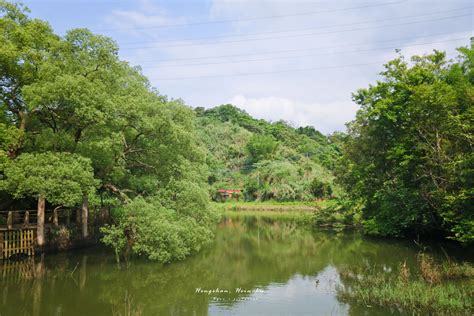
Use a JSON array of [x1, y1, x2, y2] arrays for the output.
[[21, 0, 473, 133]]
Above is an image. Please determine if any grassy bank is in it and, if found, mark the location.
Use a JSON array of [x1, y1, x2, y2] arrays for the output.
[[213, 200, 358, 230], [213, 201, 324, 226], [337, 254, 474, 315], [214, 200, 325, 211], [214, 201, 327, 226], [221, 209, 316, 226]]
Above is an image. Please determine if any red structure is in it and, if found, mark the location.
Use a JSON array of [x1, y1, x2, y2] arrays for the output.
[[217, 189, 242, 201]]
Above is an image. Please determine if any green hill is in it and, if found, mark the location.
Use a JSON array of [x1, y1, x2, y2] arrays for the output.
[[195, 104, 343, 201]]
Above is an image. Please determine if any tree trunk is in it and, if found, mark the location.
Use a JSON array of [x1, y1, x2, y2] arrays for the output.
[[19, 111, 27, 131], [81, 195, 89, 238], [37, 196, 45, 247]]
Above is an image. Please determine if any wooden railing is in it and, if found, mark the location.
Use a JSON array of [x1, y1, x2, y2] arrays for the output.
[[0, 209, 81, 229], [0, 229, 35, 260]]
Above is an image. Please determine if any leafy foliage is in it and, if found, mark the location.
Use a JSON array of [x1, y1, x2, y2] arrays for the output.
[[1, 152, 97, 206], [101, 190, 218, 263], [340, 48, 474, 242], [0, 2, 217, 261], [246, 134, 278, 162], [196, 105, 342, 201], [309, 178, 333, 199]]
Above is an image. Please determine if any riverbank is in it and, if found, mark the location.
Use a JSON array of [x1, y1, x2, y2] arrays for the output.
[[213, 200, 356, 230], [214, 201, 324, 226], [215, 201, 323, 212]]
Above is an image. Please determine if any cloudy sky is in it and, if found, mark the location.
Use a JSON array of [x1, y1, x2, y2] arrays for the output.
[[22, 0, 472, 134]]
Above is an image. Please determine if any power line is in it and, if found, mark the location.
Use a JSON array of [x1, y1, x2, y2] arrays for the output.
[[97, 1, 405, 32], [133, 30, 470, 64], [119, 14, 471, 51], [139, 38, 466, 69], [119, 7, 472, 46], [149, 61, 385, 81], [148, 49, 461, 81]]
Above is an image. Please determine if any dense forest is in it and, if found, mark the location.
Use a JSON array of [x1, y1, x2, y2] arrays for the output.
[[340, 49, 473, 243], [0, 1, 472, 265]]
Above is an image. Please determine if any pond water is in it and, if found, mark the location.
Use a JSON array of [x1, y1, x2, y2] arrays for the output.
[[1, 219, 472, 316]]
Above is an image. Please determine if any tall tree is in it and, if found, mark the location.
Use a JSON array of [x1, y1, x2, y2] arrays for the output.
[[0, 152, 97, 245], [341, 48, 473, 242]]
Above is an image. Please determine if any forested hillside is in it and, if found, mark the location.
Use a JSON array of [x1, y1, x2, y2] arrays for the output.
[[195, 104, 343, 201]]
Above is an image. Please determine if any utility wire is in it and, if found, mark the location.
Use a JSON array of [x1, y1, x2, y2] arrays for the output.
[[133, 30, 470, 64], [97, 1, 405, 32], [140, 38, 466, 69], [120, 14, 471, 50], [119, 7, 472, 46], [149, 50, 461, 81], [149, 61, 386, 81]]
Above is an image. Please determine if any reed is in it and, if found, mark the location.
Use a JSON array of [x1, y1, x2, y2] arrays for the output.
[[337, 254, 474, 314]]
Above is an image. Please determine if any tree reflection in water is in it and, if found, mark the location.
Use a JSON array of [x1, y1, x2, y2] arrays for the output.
[[1, 220, 471, 316]]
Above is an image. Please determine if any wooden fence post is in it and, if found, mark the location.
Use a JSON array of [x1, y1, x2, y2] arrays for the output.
[[23, 211, 30, 228], [37, 196, 46, 247], [53, 208, 59, 227], [7, 212, 13, 230]]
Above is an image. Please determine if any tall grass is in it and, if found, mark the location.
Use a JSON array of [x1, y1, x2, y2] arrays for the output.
[[221, 210, 316, 226], [111, 292, 142, 316], [337, 254, 474, 314]]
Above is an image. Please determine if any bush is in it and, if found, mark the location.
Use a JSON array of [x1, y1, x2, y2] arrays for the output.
[[309, 178, 332, 198], [101, 184, 219, 263]]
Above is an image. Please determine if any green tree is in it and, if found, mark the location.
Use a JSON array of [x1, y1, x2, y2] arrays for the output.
[[246, 134, 278, 163], [0, 1, 218, 259], [1, 152, 97, 244], [341, 48, 473, 242], [309, 178, 333, 199]]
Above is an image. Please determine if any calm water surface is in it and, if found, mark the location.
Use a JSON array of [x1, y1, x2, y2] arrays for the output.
[[1, 219, 472, 316]]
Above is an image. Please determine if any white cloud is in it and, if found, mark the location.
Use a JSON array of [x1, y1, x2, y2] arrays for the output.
[[103, 0, 187, 38], [99, 0, 472, 133], [230, 95, 359, 134]]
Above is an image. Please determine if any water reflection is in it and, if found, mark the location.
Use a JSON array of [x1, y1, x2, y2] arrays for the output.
[[1, 220, 471, 316]]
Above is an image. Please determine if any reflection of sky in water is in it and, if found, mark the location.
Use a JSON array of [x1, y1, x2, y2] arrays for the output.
[[2, 222, 468, 315], [209, 266, 348, 315]]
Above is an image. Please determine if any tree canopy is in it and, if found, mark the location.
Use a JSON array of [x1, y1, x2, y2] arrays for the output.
[[0, 1, 217, 261], [339, 48, 473, 243]]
